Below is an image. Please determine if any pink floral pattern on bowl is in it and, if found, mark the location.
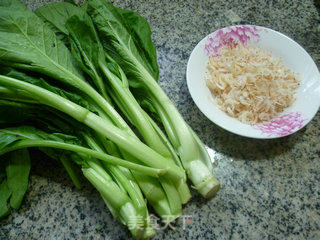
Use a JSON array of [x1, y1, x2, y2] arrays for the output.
[[253, 112, 307, 137], [204, 25, 260, 57]]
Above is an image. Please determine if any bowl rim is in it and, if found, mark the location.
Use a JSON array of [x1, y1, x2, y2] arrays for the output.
[[186, 24, 320, 139]]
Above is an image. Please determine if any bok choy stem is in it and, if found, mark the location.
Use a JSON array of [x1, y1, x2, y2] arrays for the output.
[[0, 75, 185, 182], [0, 139, 164, 177], [83, 133, 148, 221], [82, 167, 145, 238]]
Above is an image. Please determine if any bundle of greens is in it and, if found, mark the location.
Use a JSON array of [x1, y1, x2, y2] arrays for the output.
[[0, 0, 220, 238]]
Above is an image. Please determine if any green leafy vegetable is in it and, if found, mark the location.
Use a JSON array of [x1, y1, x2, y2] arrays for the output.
[[0, 0, 113, 124], [87, 0, 220, 198], [6, 149, 31, 209], [115, 7, 159, 80], [60, 154, 83, 189], [35, 2, 110, 101], [0, 2, 83, 82], [0, 127, 165, 177], [37, 2, 189, 212], [0, 179, 11, 218], [0, 0, 220, 238], [0, 149, 31, 218]]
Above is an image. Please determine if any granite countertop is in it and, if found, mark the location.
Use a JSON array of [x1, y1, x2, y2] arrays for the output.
[[1, 0, 320, 239]]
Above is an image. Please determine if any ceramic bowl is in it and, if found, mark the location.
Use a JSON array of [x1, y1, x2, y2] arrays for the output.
[[186, 25, 320, 138]]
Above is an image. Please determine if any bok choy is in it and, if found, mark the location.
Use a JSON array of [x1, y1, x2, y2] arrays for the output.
[[86, 0, 220, 198], [0, 0, 220, 238]]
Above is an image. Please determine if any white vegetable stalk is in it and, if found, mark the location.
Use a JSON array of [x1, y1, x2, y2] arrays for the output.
[[0, 75, 185, 183], [86, 0, 220, 197], [82, 167, 147, 239]]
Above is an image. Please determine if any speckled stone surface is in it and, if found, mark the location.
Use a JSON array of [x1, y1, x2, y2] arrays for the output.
[[1, 0, 320, 239]]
